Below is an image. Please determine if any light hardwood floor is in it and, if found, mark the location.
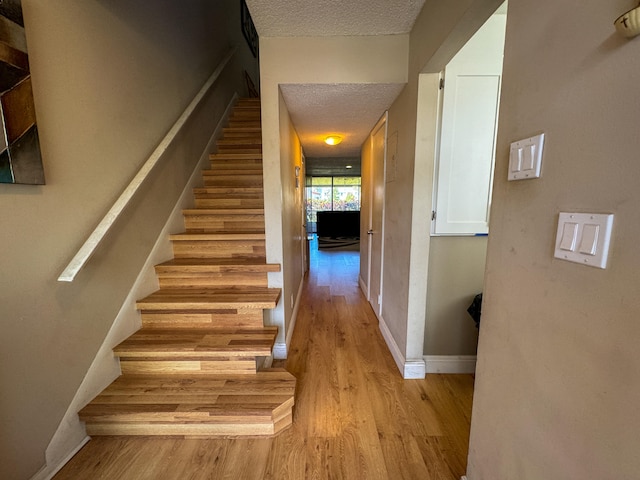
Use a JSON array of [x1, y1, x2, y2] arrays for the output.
[[55, 239, 474, 479]]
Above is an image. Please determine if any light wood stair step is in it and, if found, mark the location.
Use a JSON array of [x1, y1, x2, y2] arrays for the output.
[[78, 370, 296, 437], [114, 327, 278, 358], [227, 121, 261, 129], [155, 258, 280, 274], [114, 327, 277, 374], [170, 233, 266, 260], [203, 174, 263, 188], [194, 197, 263, 209], [136, 288, 281, 311], [193, 186, 263, 198], [210, 153, 262, 161], [183, 208, 264, 216], [216, 148, 262, 155], [155, 258, 279, 289], [222, 127, 262, 137], [203, 168, 263, 176], [209, 159, 262, 170], [217, 138, 262, 147], [182, 210, 264, 233]]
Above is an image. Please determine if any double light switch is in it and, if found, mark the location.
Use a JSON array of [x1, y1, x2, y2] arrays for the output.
[[508, 133, 544, 181], [554, 213, 614, 269]]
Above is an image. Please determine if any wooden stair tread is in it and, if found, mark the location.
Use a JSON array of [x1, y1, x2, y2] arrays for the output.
[[114, 327, 278, 357], [156, 258, 280, 273], [136, 288, 281, 310], [79, 370, 295, 423]]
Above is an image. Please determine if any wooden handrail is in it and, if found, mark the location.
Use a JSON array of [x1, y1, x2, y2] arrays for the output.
[[58, 48, 236, 282]]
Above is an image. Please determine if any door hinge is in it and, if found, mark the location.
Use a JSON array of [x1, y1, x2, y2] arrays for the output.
[[431, 210, 437, 221], [439, 78, 445, 90]]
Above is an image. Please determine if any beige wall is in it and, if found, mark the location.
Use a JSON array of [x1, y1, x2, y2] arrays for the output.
[[425, 236, 486, 355], [468, 0, 640, 478], [259, 35, 408, 354], [0, 1, 255, 478], [382, 0, 503, 364], [274, 88, 304, 342]]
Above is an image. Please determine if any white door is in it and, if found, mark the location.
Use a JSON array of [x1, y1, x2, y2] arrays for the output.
[[368, 115, 386, 317], [433, 13, 506, 235]]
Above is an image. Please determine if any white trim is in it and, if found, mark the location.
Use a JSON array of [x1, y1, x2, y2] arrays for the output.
[[58, 48, 236, 282], [378, 315, 426, 379], [30, 436, 90, 480], [273, 277, 304, 359], [37, 95, 238, 479], [424, 355, 477, 374], [461, 476, 468, 480], [358, 275, 368, 298]]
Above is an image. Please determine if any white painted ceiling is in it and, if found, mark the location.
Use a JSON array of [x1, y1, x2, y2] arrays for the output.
[[246, 0, 427, 166], [246, 0, 427, 37], [280, 83, 405, 158]]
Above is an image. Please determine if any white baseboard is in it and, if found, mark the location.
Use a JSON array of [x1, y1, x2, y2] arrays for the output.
[[30, 436, 90, 480], [273, 277, 304, 359], [378, 315, 426, 379], [424, 355, 477, 374], [34, 95, 238, 480], [358, 275, 368, 300]]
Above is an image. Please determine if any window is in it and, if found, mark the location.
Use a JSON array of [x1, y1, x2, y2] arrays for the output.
[[306, 176, 361, 233]]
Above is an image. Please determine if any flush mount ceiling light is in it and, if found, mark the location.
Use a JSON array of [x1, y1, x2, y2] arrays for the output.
[[324, 135, 343, 146]]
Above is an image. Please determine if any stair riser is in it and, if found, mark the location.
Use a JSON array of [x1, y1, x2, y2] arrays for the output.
[[119, 358, 258, 375], [141, 310, 265, 329], [158, 272, 269, 289], [210, 160, 263, 168], [204, 169, 263, 176], [184, 216, 264, 232], [84, 422, 281, 437], [194, 198, 264, 209], [216, 147, 262, 155], [172, 241, 266, 259], [227, 122, 261, 129], [203, 177, 263, 187], [222, 132, 262, 139]]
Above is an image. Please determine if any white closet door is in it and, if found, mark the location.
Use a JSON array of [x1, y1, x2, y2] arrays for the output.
[[433, 13, 506, 235]]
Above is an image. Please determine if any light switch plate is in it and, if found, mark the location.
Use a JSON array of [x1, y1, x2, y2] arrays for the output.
[[554, 212, 614, 269], [508, 133, 544, 181]]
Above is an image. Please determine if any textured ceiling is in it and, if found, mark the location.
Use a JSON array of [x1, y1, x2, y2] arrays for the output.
[[246, 0, 425, 171], [280, 83, 405, 158], [246, 0, 427, 37]]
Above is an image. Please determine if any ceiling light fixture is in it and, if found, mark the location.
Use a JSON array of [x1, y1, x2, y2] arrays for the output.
[[324, 135, 343, 146]]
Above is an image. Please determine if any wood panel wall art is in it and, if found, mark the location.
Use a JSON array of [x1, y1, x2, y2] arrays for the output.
[[0, 0, 44, 185]]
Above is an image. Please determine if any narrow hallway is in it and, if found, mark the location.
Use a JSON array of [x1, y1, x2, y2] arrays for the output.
[[55, 239, 474, 479]]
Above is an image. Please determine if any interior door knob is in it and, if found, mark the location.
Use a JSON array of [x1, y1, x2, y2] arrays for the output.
[[367, 230, 374, 235]]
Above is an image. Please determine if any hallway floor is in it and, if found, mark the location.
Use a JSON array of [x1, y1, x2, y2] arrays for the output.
[[55, 241, 474, 479]]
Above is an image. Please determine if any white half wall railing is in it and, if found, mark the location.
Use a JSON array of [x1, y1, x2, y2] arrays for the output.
[[58, 48, 236, 282]]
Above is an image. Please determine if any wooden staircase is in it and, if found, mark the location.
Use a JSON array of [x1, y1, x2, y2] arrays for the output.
[[79, 98, 296, 437]]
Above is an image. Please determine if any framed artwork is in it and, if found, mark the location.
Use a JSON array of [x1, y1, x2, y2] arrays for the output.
[[241, 0, 258, 58], [0, 0, 44, 185]]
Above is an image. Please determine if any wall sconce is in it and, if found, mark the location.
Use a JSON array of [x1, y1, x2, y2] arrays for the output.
[[615, 3, 640, 38]]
